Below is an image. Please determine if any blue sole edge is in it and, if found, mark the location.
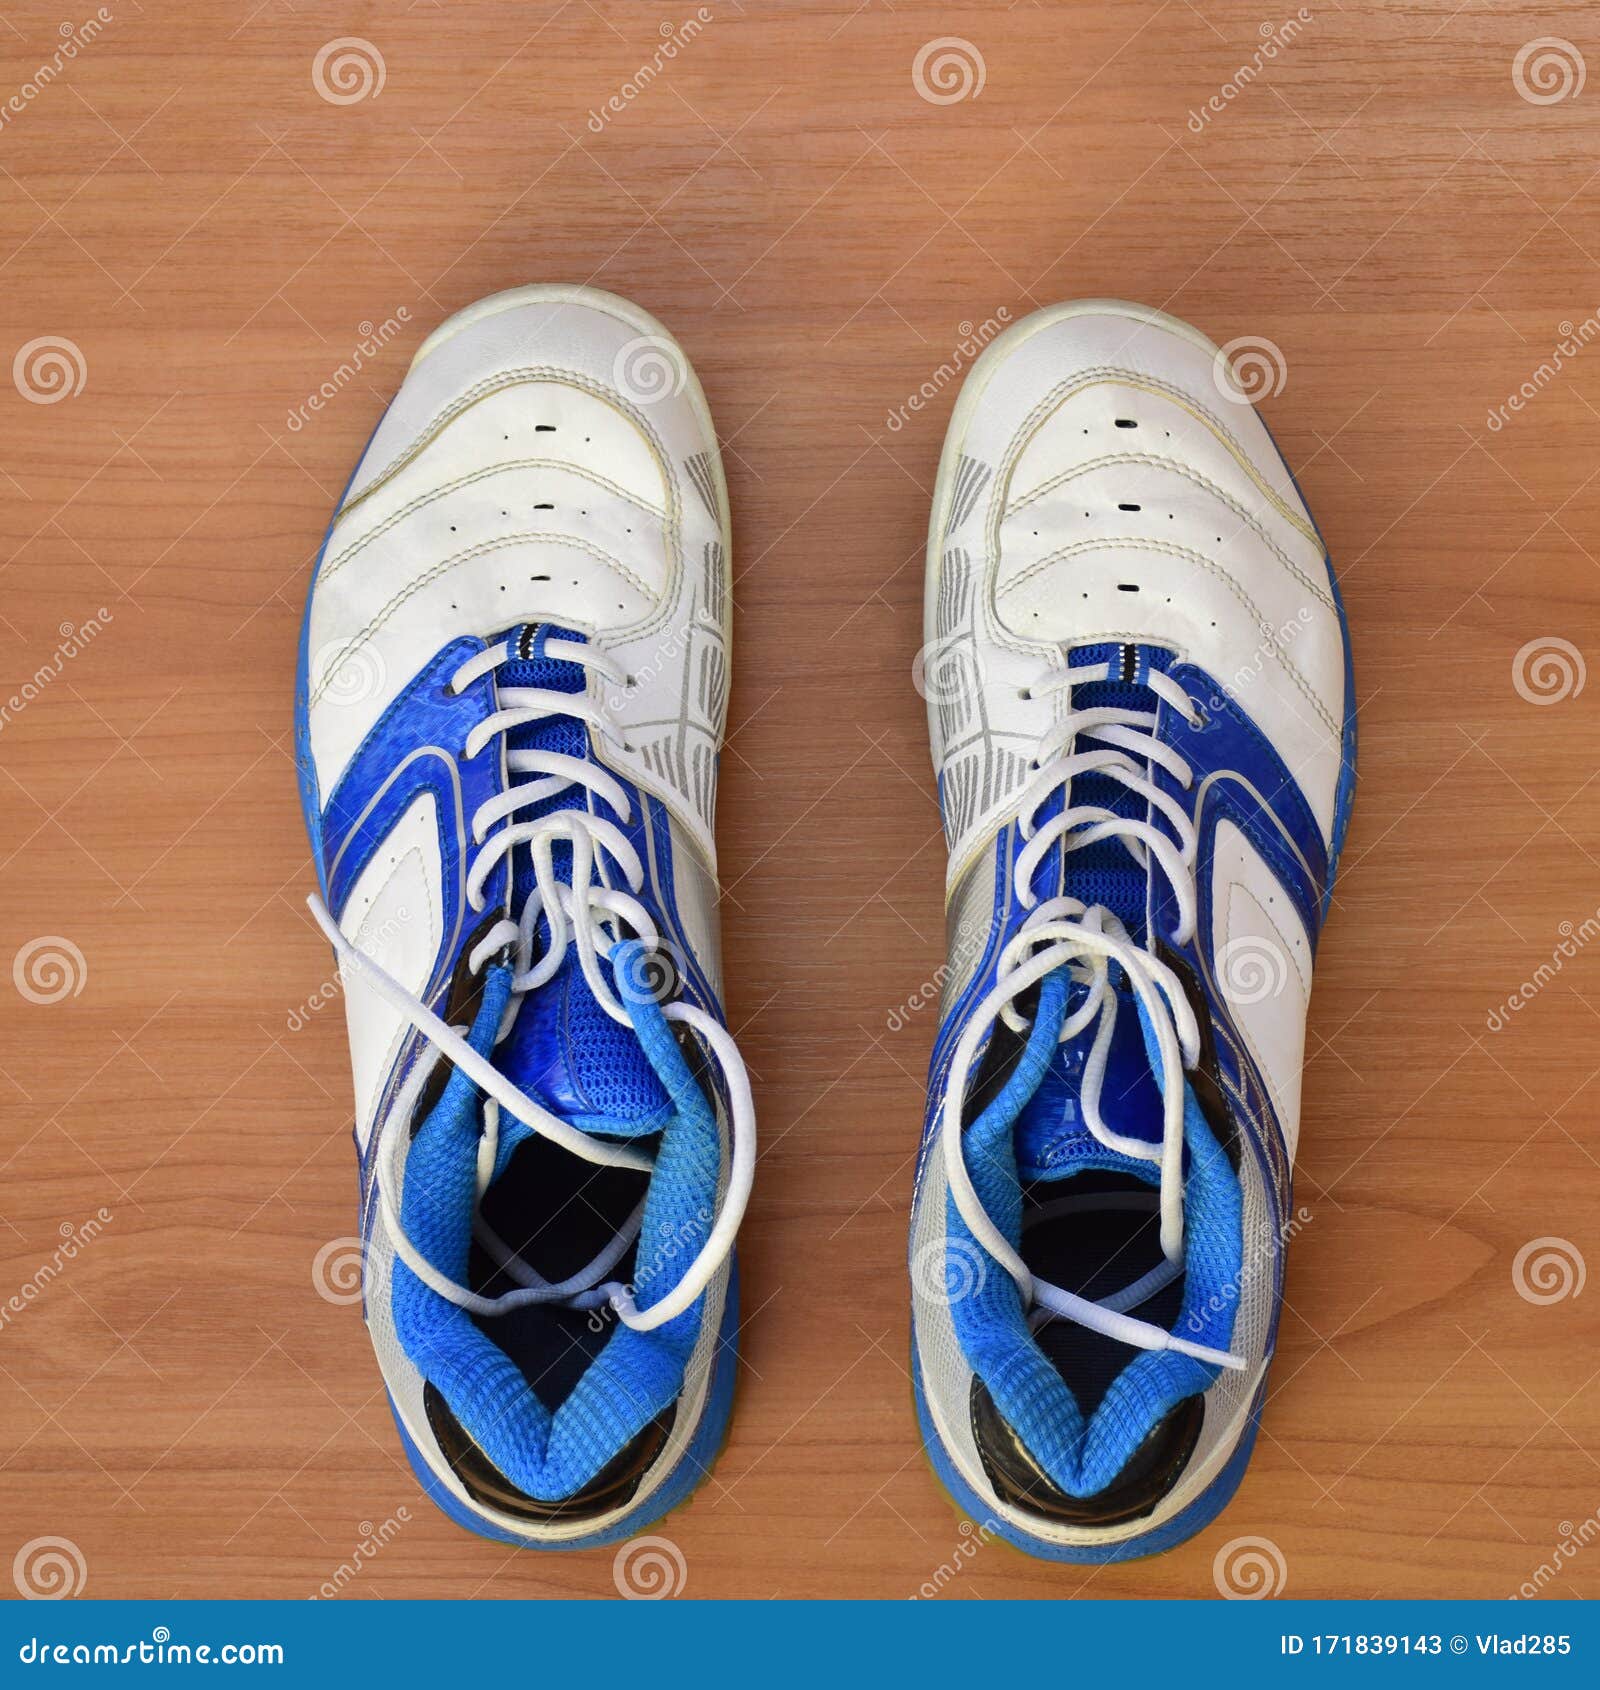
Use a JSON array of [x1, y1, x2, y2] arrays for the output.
[[911, 1343, 1265, 1566]]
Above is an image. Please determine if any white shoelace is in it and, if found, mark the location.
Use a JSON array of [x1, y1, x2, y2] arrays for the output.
[[939, 657, 1245, 1371], [308, 634, 755, 1335]]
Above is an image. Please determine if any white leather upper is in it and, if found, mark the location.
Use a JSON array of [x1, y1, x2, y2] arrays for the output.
[[337, 789, 443, 1151], [1210, 816, 1312, 1163], [306, 288, 735, 1174], [925, 303, 1347, 888], [307, 288, 732, 866]]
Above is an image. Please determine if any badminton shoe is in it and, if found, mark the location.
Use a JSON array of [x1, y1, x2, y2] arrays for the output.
[[295, 284, 750, 1548], [910, 299, 1355, 1560]]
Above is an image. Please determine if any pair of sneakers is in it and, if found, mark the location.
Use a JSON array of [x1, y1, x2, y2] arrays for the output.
[[295, 286, 1355, 1563]]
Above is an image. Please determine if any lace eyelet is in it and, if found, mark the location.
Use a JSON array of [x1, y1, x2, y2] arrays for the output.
[[1186, 709, 1206, 731]]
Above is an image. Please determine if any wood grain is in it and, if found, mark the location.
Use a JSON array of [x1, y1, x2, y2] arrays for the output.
[[0, 0, 1597, 1601]]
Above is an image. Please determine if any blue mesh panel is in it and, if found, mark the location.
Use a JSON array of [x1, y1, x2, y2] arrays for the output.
[[492, 624, 666, 1126], [1059, 642, 1171, 938]]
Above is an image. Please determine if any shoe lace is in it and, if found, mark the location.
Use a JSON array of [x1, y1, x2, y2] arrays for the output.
[[939, 654, 1244, 1371], [308, 633, 754, 1336]]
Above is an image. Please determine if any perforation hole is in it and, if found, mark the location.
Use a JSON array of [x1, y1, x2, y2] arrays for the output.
[[1118, 502, 1141, 512], [1114, 418, 1137, 429], [536, 424, 556, 433]]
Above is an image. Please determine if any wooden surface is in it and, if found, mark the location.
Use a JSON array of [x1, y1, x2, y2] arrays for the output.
[[1, 0, 1598, 1603]]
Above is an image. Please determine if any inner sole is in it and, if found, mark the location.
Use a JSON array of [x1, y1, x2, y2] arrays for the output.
[[469, 1134, 650, 1412], [1021, 1171, 1186, 1416]]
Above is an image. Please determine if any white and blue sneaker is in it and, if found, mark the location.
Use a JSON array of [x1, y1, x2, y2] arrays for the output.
[[294, 285, 751, 1549], [910, 300, 1356, 1561]]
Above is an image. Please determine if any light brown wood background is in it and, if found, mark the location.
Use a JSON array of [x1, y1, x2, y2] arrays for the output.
[[0, 0, 1597, 1603]]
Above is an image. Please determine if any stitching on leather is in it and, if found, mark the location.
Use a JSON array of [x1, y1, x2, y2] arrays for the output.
[[310, 533, 655, 707], [1013, 367, 1320, 543], [350, 366, 661, 497], [997, 536, 1340, 737], [1222, 875, 1307, 1125], [1208, 780, 1313, 916], [1189, 691, 1328, 881], [357, 841, 436, 977], [1227, 875, 1309, 1003], [1004, 451, 1335, 611], [338, 367, 692, 650], [322, 458, 666, 587]]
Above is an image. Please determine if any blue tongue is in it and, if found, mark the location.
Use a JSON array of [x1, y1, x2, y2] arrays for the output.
[[488, 624, 670, 1132], [1013, 981, 1166, 1180], [1014, 642, 1171, 1181]]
